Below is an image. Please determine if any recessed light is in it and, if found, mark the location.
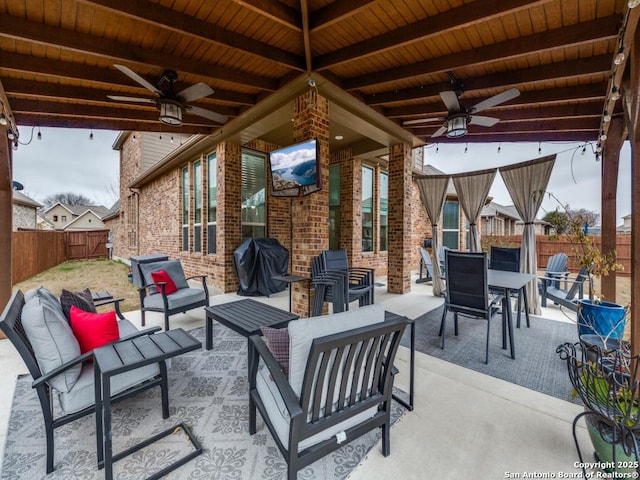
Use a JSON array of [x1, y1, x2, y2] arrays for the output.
[[335, 135, 343, 140]]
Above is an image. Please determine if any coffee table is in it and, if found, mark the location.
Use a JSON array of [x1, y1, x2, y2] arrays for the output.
[[93, 329, 202, 480], [205, 299, 299, 366]]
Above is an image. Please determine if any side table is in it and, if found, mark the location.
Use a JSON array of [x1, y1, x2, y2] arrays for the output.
[[94, 328, 202, 480], [272, 274, 311, 316]]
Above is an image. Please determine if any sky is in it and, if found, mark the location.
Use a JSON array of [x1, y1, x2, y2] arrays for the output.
[[10, 127, 632, 225], [12, 127, 122, 208], [425, 140, 632, 226]]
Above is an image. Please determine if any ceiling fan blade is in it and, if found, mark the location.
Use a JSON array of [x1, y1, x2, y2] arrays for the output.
[[468, 115, 500, 127], [107, 95, 157, 104], [431, 125, 448, 138], [187, 105, 228, 124], [114, 64, 162, 95], [469, 88, 520, 114], [403, 117, 445, 126], [440, 91, 460, 112], [178, 83, 214, 103]]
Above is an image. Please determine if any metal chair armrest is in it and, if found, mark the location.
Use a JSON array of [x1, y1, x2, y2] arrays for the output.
[[32, 351, 94, 388], [94, 297, 126, 320]]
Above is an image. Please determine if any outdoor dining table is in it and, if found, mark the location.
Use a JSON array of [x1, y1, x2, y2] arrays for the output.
[[487, 269, 536, 359]]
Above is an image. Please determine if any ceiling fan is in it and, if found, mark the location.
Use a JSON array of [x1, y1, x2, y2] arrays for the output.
[[108, 64, 228, 126], [403, 85, 520, 138]]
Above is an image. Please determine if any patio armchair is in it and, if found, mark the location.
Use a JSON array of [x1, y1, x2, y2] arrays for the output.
[[417, 247, 434, 284], [440, 251, 506, 364], [539, 266, 589, 311], [248, 304, 407, 480], [321, 249, 375, 307], [0, 288, 169, 475], [537, 252, 569, 292], [136, 258, 209, 331]]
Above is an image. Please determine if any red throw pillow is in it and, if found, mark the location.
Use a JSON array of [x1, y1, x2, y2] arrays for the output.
[[70, 306, 120, 354], [150, 269, 178, 295]]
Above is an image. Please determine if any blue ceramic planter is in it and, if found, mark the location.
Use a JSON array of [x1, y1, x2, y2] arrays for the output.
[[577, 299, 626, 340]]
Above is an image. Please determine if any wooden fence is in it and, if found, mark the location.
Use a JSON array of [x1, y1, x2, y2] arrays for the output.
[[12, 230, 109, 284], [482, 234, 631, 276]]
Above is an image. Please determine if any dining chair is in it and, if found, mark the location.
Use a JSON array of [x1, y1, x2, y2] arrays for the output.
[[489, 246, 527, 328], [440, 251, 506, 364]]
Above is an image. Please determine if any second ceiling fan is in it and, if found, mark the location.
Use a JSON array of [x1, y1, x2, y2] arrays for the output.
[[404, 77, 520, 138]]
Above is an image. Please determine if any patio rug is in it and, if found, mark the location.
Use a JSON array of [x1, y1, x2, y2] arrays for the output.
[[403, 305, 580, 402], [2, 324, 407, 480]]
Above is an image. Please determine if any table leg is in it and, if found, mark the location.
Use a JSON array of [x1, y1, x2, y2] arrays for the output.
[[522, 287, 531, 328], [506, 289, 515, 359], [103, 375, 113, 480], [95, 365, 104, 467], [206, 315, 213, 350], [288, 284, 293, 313]]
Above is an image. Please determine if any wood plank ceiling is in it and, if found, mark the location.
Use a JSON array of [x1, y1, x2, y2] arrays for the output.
[[0, 0, 632, 145]]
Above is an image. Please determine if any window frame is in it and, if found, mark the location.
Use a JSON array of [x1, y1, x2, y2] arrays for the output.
[[207, 152, 217, 255]]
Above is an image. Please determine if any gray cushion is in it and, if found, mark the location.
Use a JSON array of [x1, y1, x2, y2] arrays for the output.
[[21, 289, 82, 393], [139, 259, 189, 294], [24, 286, 60, 310], [287, 304, 385, 396], [256, 362, 376, 452], [143, 288, 206, 311]]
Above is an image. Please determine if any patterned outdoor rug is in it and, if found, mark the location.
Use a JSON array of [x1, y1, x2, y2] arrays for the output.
[[2, 324, 407, 479], [403, 305, 580, 402]]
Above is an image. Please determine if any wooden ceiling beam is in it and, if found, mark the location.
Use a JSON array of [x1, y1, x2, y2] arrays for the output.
[[15, 114, 213, 134], [10, 98, 221, 127], [344, 16, 620, 90], [0, 53, 256, 106], [409, 117, 600, 137], [0, 14, 276, 91], [231, 0, 302, 31], [316, 0, 553, 70], [1, 79, 239, 119], [310, 0, 377, 32], [79, 0, 304, 70], [368, 55, 611, 106], [300, 0, 312, 73], [421, 131, 596, 143]]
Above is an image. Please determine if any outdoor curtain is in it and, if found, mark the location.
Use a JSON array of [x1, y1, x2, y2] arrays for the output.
[[500, 154, 556, 315], [452, 168, 497, 252], [415, 175, 450, 296]]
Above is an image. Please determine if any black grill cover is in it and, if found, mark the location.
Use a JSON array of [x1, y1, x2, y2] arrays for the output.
[[233, 238, 289, 296]]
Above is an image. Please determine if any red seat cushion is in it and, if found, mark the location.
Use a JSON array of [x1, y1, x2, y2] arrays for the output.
[[150, 269, 178, 295], [70, 306, 120, 354]]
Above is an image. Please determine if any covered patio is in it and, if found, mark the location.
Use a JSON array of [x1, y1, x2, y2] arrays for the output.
[[0, 0, 638, 477]]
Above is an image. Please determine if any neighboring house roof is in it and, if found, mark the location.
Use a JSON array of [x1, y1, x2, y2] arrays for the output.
[[64, 209, 106, 229], [102, 200, 120, 221], [481, 201, 521, 221], [43, 202, 110, 218], [421, 164, 457, 195], [13, 190, 42, 208]]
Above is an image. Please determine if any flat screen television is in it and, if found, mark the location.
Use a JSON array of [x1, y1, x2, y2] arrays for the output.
[[269, 138, 320, 196]]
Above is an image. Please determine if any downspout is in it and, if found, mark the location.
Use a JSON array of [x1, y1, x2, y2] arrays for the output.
[[129, 188, 141, 256]]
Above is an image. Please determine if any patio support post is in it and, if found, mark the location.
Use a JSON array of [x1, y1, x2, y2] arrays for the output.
[[291, 89, 329, 317], [387, 143, 412, 294], [629, 24, 640, 356], [0, 134, 11, 325], [601, 117, 624, 303]]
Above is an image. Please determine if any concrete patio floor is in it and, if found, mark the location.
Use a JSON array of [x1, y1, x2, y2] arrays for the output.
[[0, 275, 591, 478]]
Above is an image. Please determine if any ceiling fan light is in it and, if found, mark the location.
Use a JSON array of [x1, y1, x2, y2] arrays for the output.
[[159, 101, 183, 126], [446, 116, 468, 138]]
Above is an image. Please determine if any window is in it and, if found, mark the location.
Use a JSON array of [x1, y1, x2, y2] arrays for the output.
[[329, 164, 341, 250], [182, 167, 189, 251], [127, 194, 137, 247], [379, 172, 388, 251], [207, 153, 217, 254], [53, 215, 58, 222], [442, 200, 459, 249], [362, 166, 374, 252], [193, 160, 202, 253], [241, 150, 266, 239], [61, 215, 67, 222]]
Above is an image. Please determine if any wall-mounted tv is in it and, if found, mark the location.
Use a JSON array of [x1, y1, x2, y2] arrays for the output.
[[269, 138, 320, 196]]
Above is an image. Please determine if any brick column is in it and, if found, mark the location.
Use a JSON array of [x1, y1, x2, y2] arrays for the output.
[[388, 143, 412, 293], [217, 141, 242, 293], [291, 90, 330, 316]]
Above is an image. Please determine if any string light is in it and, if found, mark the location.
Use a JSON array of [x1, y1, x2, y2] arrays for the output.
[[581, 144, 587, 155], [600, 130, 607, 141], [7, 130, 15, 140], [611, 86, 621, 101], [614, 47, 626, 66], [538, 142, 542, 154], [89, 129, 94, 140], [629, 0, 640, 8], [37, 127, 42, 141], [497, 143, 501, 154], [464, 143, 468, 154], [170, 135, 174, 144], [603, 111, 611, 123], [435, 144, 439, 153], [0, 112, 7, 126]]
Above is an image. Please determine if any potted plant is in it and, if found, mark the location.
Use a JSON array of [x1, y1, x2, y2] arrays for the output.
[[544, 193, 627, 343], [557, 341, 640, 476]]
